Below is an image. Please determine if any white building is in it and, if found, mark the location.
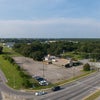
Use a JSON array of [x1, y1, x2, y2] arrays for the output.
[[44, 54, 57, 62], [3, 42, 15, 48]]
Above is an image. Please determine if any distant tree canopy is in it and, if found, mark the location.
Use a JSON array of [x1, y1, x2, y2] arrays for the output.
[[13, 41, 78, 61], [13, 41, 45, 61], [12, 40, 100, 61], [0, 46, 3, 54]]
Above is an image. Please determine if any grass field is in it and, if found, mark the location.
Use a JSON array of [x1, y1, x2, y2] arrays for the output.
[[0, 55, 23, 89], [62, 52, 82, 60], [3, 46, 22, 57], [1, 46, 24, 89]]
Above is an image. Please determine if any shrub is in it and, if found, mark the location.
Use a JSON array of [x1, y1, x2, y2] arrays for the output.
[[0, 46, 3, 54], [22, 78, 32, 88], [3, 55, 15, 64], [83, 63, 91, 71]]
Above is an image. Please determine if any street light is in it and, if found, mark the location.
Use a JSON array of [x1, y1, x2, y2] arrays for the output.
[[73, 66, 75, 79], [43, 61, 45, 78], [42, 57, 45, 78]]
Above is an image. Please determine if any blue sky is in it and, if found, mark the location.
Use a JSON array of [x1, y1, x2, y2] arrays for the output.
[[0, 0, 100, 38]]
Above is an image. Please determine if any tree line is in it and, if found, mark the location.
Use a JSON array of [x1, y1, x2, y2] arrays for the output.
[[13, 40, 100, 61], [13, 41, 78, 61]]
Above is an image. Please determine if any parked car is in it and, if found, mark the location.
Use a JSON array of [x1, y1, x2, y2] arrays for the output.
[[34, 76, 49, 86], [35, 91, 47, 96], [37, 77, 44, 82], [39, 80, 49, 86], [52, 86, 61, 91], [34, 76, 41, 80]]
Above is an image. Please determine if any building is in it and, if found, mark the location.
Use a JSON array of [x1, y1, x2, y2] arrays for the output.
[[44, 54, 56, 62], [3, 42, 15, 48]]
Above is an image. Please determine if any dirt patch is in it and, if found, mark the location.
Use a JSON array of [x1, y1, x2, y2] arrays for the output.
[[13, 57, 83, 83]]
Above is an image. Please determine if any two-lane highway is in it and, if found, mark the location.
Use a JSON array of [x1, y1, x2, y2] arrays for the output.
[[37, 72, 100, 100], [0, 69, 100, 100]]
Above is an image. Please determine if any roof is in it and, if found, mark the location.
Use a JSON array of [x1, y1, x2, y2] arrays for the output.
[[94, 63, 100, 68]]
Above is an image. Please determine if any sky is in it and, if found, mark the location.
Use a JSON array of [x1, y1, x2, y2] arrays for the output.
[[0, 0, 100, 38]]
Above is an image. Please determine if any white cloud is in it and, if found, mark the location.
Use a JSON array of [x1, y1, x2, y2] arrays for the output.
[[0, 18, 100, 38]]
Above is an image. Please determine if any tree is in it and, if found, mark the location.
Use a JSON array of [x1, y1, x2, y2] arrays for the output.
[[91, 49, 100, 61], [83, 63, 91, 71], [0, 46, 3, 54], [31, 51, 44, 61]]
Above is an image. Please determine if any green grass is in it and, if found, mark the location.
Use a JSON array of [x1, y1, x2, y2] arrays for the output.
[[0, 55, 23, 89], [3, 46, 22, 57], [84, 90, 100, 100], [62, 52, 82, 60]]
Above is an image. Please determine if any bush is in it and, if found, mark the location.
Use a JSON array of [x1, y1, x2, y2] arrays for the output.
[[3, 55, 15, 64], [83, 63, 91, 71], [22, 78, 32, 88]]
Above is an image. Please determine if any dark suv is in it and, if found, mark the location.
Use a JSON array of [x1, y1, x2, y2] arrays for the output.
[[52, 86, 61, 91]]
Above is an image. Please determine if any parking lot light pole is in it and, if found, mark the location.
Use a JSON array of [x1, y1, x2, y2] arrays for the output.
[[43, 61, 45, 78], [72, 61, 76, 79], [42, 58, 45, 78]]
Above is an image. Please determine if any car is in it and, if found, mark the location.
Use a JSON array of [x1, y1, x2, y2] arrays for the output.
[[37, 77, 44, 82], [39, 80, 49, 86], [52, 86, 61, 91], [34, 76, 49, 86], [35, 91, 47, 96], [34, 76, 41, 80]]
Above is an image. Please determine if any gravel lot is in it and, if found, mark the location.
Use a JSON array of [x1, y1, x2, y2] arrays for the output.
[[13, 57, 83, 83]]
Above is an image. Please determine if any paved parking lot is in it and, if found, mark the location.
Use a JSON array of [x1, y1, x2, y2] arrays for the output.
[[13, 57, 83, 83]]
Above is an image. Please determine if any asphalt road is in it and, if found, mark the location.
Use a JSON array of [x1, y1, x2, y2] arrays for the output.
[[0, 69, 34, 100], [0, 68, 100, 100], [36, 72, 100, 100], [0, 93, 2, 100]]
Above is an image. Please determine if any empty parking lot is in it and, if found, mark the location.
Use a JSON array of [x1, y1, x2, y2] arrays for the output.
[[13, 57, 83, 83]]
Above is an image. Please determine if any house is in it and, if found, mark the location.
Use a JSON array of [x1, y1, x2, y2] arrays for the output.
[[3, 42, 15, 48], [92, 63, 100, 71], [44, 54, 57, 62]]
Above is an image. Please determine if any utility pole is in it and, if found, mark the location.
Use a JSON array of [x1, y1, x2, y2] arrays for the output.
[[42, 57, 45, 78], [73, 66, 75, 79]]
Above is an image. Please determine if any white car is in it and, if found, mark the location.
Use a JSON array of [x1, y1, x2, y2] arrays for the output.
[[35, 91, 47, 96], [39, 80, 49, 86]]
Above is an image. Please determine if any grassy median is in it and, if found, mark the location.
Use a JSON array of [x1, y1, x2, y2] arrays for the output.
[[84, 90, 100, 100]]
